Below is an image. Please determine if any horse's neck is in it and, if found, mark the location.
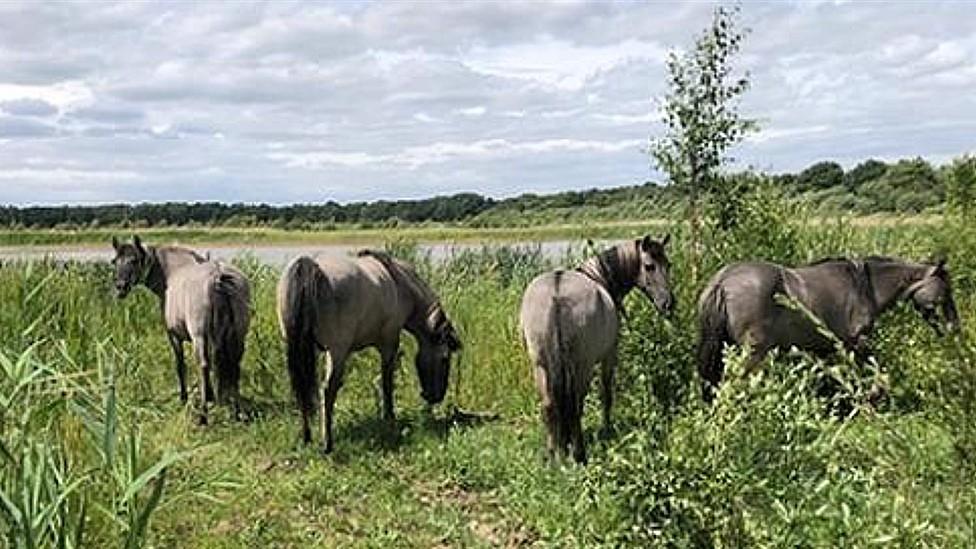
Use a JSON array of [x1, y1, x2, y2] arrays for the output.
[[579, 245, 635, 304], [404, 300, 435, 341], [385, 258, 437, 338], [868, 260, 929, 311]]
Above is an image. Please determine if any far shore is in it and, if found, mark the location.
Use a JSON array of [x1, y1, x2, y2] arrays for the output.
[[0, 214, 941, 248]]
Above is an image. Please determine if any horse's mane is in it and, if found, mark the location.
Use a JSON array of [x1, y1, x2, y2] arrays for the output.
[[809, 255, 899, 267], [577, 241, 638, 302], [863, 255, 900, 264], [357, 249, 438, 308], [807, 256, 851, 266]]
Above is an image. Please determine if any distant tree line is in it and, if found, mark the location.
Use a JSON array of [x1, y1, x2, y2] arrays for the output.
[[0, 156, 962, 230]]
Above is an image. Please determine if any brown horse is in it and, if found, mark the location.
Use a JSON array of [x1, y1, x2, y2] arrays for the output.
[[111, 236, 251, 424], [277, 249, 462, 454], [520, 235, 673, 464], [697, 256, 960, 403]]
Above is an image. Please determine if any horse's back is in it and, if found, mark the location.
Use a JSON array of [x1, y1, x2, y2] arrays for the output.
[[166, 260, 250, 339], [703, 260, 852, 353], [701, 261, 792, 347], [521, 270, 617, 367], [310, 254, 402, 350]]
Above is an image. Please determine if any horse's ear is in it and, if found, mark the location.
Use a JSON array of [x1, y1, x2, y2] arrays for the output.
[[640, 234, 653, 252], [133, 235, 144, 254], [111, 236, 120, 251], [660, 233, 671, 247]]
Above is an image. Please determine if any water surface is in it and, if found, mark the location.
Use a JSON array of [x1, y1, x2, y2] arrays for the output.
[[0, 240, 585, 266]]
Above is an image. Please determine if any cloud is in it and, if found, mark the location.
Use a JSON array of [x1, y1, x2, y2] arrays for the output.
[[462, 37, 667, 91], [0, 98, 58, 117], [0, 1, 975, 204], [268, 138, 645, 170]]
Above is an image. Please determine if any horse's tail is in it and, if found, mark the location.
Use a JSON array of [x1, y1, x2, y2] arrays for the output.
[[697, 280, 729, 404], [280, 256, 327, 432], [541, 272, 578, 457], [210, 270, 247, 405]]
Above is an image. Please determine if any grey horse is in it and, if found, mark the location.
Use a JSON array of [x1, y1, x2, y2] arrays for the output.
[[277, 249, 462, 454], [111, 236, 251, 424], [520, 235, 674, 464], [698, 256, 960, 403]]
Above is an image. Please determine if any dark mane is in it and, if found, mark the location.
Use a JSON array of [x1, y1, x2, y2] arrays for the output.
[[576, 241, 638, 304], [810, 255, 901, 267], [863, 255, 899, 264], [808, 256, 852, 266]]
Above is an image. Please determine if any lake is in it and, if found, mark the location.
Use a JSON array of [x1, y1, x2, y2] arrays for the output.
[[0, 240, 586, 266]]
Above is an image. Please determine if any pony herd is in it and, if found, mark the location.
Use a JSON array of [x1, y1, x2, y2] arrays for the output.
[[110, 234, 960, 464]]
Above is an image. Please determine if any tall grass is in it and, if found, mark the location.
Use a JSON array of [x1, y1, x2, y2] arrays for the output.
[[0, 190, 974, 545]]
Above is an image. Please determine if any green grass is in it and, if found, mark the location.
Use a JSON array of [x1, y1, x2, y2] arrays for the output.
[[0, 221, 673, 248], [2, 201, 975, 546]]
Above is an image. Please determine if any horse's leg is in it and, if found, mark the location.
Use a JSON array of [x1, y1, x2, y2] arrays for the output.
[[192, 337, 211, 426], [204, 378, 215, 403], [599, 350, 618, 437], [379, 343, 399, 422], [571, 396, 587, 465], [320, 350, 345, 454], [168, 333, 188, 403], [534, 364, 557, 463]]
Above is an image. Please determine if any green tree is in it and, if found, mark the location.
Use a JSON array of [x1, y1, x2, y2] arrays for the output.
[[860, 157, 941, 212], [843, 159, 887, 192], [651, 5, 756, 280], [946, 155, 976, 221], [797, 161, 844, 191]]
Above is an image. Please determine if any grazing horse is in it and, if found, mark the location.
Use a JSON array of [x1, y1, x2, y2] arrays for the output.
[[277, 249, 462, 454], [697, 256, 961, 403], [111, 236, 251, 424], [520, 235, 674, 464]]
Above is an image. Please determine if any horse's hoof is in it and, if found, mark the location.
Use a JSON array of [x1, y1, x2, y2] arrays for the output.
[[198, 416, 208, 426], [319, 444, 333, 456]]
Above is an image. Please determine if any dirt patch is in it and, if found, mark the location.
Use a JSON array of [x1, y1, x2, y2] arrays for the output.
[[414, 482, 537, 547]]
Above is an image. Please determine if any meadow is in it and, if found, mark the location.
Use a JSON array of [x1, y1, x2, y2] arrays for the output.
[[1, 192, 975, 547]]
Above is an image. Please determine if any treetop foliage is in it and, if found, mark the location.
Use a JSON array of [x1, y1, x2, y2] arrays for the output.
[[0, 154, 963, 230]]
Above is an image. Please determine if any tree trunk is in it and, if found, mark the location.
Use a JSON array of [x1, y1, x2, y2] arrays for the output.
[[688, 156, 702, 284]]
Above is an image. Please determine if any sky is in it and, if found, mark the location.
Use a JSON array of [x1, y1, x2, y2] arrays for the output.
[[0, 1, 974, 206]]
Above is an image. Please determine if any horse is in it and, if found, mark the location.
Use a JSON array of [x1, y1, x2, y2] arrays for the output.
[[697, 256, 961, 403], [111, 236, 251, 424], [520, 235, 674, 464], [277, 249, 462, 454]]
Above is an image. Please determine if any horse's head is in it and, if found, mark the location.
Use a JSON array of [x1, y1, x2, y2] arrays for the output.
[[110, 235, 148, 298], [415, 305, 462, 404], [634, 234, 674, 316], [908, 258, 960, 336]]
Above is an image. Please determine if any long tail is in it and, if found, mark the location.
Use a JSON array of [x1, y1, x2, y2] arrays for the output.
[[697, 282, 730, 404], [210, 271, 248, 404], [280, 256, 328, 429], [542, 271, 577, 455]]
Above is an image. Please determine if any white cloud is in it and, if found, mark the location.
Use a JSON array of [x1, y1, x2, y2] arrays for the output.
[[268, 138, 645, 170], [454, 105, 486, 117], [462, 37, 667, 91], [1, 1, 975, 204], [0, 168, 144, 182], [0, 81, 94, 114]]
